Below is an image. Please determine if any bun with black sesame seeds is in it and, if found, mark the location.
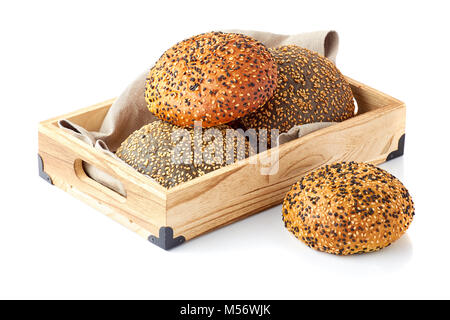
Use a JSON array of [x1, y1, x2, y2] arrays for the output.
[[116, 120, 251, 189], [240, 45, 356, 147], [145, 32, 278, 128], [282, 161, 414, 255]]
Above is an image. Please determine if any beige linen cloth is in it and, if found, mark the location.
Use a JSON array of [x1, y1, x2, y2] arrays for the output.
[[58, 30, 339, 195]]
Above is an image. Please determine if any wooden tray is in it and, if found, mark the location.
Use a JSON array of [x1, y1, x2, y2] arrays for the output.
[[37, 77, 406, 250]]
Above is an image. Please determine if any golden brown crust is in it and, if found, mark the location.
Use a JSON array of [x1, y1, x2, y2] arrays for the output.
[[240, 45, 355, 146], [116, 120, 250, 189], [282, 162, 415, 255], [145, 32, 278, 128]]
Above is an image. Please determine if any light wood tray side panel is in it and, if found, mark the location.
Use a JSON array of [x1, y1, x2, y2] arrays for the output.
[[38, 123, 166, 236], [346, 77, 402, 114], [166, 102, 405, 240], [40, 98, 115, 131]]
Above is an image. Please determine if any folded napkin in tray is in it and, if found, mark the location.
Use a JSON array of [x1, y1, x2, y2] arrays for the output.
[[59, 30, 340, 195]]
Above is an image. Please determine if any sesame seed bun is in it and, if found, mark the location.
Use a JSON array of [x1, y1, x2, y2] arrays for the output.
[[145, 32, 278, 128], [282, 162, 415, 255], [240, 45, 355, 146], [116, 120, 251, 189]]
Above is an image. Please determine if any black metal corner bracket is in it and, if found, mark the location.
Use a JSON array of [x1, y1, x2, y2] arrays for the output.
[[38, 154, 53, 185], [386, 134, 405, 161], [148, 227, 185, 250]]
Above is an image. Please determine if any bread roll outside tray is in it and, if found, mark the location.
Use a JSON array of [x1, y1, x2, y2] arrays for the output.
[[145, 32, 278, 128], [116, 120, 251, 188], [240, 45, 355, 146], [282, 162, 415, 255]]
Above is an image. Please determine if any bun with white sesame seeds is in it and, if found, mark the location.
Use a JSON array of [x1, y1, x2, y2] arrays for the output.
[[282, 162, 414, 255], [145, 32, 278, 128], [240, 45, 355, 147], [116, 120, 251, 189]]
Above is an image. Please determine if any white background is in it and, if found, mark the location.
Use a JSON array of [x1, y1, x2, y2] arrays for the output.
[[1, 0, 449, 299]]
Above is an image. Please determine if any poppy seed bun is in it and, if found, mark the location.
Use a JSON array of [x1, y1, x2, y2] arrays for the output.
[[282, 162, 414, 255], [116, 120, 251, 189], [240, 45, 355, 146], [145, 32, 278, 128]]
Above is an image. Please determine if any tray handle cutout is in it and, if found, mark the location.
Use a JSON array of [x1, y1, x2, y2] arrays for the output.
[[74, 159, 127, 202]]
